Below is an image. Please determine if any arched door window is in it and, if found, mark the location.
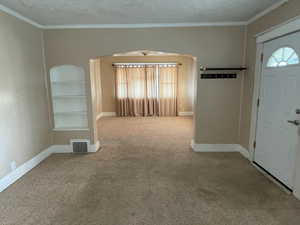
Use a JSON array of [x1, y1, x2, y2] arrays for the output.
[[267, 47, 299, 68]]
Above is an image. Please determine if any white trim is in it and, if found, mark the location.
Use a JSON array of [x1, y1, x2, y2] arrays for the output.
[[191, 140, 250, 159], [294, 190, 300, 200], [89, 141, 101, 153], [96, 113, 102, 120], [256, 16, 300, 43], [0, 4, 43, 28], [247, 0, 289, 25], [43, 22, 246, 29], [100, 112, 117, 117], [0, 141, 102, 192], [0, 146, 52, 192], [50, 145, 73, 153], [249, 44, 264, 161], [236, 145, 250, 160], [178, 112, 194, 116]]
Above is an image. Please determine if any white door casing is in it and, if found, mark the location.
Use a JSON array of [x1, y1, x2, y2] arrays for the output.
[[255, 31, 300, 189]]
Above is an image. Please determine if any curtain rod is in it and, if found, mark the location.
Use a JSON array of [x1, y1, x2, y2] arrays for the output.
[[112, 62, 182, 66]]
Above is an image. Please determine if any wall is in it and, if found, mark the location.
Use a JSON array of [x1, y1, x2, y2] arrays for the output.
[[43, 26, 245, 144], [0, 11, 51, 178], [240, 0, 300, 149], [99, 55, 194, 113]]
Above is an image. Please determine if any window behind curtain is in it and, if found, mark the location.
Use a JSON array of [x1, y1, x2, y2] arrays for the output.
[[115, 64, 178, 116]]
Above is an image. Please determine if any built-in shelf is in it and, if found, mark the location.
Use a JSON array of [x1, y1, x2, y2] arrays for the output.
[[53, 95, 86, 99], [50, 65, 88, 130], [54, 111, 88, 115], [53, 127, 89, 131], [51, 81, 85, 84]]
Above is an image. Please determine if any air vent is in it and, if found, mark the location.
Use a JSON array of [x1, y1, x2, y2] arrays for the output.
[[72, 141, 88, 153]]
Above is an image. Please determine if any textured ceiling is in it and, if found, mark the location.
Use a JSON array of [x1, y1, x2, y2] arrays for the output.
[[0, 0, 282, 25]]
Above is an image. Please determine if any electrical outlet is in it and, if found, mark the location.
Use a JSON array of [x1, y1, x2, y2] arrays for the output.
[[10, 161, 17, 171]]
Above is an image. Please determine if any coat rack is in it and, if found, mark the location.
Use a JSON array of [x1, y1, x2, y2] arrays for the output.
[[200, 67, 247, 71], [200, 67, 247, 79]]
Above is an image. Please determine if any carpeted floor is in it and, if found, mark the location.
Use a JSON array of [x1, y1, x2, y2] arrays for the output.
[[1, 116, 300, 225]]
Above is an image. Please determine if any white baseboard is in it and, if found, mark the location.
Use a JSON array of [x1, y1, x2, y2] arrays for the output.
[[0, 141, 101, 192], [96, 113, 102, 120], [178, 112, 194, 116], [0, 146, 53, 192], [191, 140, 250, 159], [236, 145, 250, 160], [100, 112, 116, 117], [89, 141, 101, 152], [294, 190, 300, 200], [50, 145, 73, 153]]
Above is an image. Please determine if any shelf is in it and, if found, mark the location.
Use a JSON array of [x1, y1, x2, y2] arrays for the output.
[[53, 95, 87, 99], [53, 127, 89, 131], [51, 81, 85, 84], [54, 111, 88, 115], [50, 65, 88, 130]]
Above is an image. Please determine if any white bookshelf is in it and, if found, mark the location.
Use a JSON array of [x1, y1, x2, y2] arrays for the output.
[[50, 65, 88, 131]]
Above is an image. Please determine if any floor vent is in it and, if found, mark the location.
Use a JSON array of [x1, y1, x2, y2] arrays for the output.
[[72, 141, 88, 153]]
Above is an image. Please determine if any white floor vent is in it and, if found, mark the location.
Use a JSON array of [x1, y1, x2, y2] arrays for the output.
[[71, 140, 89, 153]]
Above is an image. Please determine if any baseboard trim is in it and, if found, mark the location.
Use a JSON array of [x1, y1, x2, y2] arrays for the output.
[[191, 140, 250, 159], [178, 112, 194, 116], [236, 145, 250, 160], [99, 112, 117, 118], [50, 145, 73, 153], [96, 113, 102, 120], [0, 141, 101, 192], [0, 146, 52, 192], [89, 141, 101, 152], [294, 190, 300, 200]]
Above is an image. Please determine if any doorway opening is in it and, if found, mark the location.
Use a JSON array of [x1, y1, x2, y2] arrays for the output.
[[89, 50, 197, 153]]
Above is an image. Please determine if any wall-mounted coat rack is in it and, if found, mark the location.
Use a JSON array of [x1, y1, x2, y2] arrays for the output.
[[200, 67, 247, 71], [200, 67, 247, 79]]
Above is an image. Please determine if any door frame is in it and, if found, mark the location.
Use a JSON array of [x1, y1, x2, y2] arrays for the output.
[[249, 16, 300, 198]]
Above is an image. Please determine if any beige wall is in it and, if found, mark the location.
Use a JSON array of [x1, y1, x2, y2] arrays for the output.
[[0, 11, 52, 178], [240, 0, 300, 149], [99, 55, 194, 113], [43, 26, 246, 144], [240, 0, 300, 199]]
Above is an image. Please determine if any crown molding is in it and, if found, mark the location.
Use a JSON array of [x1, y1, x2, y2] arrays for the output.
[[0, 4, 43, 28], [246, 0, 289, 25], [43, 22, 247, 29]]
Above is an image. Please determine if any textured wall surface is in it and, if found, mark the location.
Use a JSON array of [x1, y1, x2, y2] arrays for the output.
[[0, 11, 51, 178]]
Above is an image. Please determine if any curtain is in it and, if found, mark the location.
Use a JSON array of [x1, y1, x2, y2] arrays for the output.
[[115, 64, 178, 117], [116, 65, 158, 116], [158, 65, 178, 116]]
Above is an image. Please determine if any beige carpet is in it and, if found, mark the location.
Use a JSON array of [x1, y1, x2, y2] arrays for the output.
[[1, 116, 300, 225]]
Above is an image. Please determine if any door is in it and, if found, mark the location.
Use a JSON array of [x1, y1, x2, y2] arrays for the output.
[[255, 31, 300, 189]]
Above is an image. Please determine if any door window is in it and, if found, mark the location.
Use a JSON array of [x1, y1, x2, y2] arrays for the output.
[[267, 47, 299, 68]]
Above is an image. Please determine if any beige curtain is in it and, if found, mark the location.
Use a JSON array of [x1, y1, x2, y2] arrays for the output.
[[158, 65, 178, 116], [116, 66, 158, 116], [115, 64, 178, 117]]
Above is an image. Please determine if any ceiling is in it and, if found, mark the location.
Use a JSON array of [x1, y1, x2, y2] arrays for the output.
[[0, 0, 283, 26]]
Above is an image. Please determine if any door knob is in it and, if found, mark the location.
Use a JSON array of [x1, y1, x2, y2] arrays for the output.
[[287, 120, 300, 126]]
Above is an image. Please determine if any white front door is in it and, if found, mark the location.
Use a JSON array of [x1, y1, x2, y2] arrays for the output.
[[255, 31, 300, 189]]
